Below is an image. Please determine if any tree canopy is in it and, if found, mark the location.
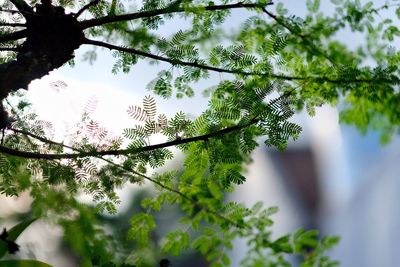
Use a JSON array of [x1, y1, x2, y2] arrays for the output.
[[0, 0, 400, 266]]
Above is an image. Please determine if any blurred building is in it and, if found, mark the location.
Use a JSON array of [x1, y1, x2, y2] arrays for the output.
[[229, 106, 346, 265], [324, 128, 400, 267], [230, 104, 400, 267]]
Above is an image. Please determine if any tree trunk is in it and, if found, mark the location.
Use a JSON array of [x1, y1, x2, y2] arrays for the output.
[[0, 1, 85, 127]]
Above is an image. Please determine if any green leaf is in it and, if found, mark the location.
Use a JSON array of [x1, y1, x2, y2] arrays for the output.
[[322, 235, 340, 249], [210, 262, 223, 267], [192, 235, 212, 254], [109, 0, 117, 16], [221, 253, 230, 265], [251, 201, 263, 214], [223, 169, 246, 188], [207, 182, 223, 199], [162, 230, 190, 256], [276, 2, 288, 15], [266, 206, 279, 216], [306, 0, 320, 12], [271, 235, 293, 253], [293, 228, 319, 252], [128, 213, 156, 246]]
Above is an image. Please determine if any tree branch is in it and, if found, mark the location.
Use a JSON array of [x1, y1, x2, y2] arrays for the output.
[[9, 127, 242, 227], [2, 118, 259, 160], [83, 38, 396, 85], [0, 22, 26, 27], [96, 155, 241, 227], [0, 8, 21, 14], [82, 38, 306, 81], [124, 166, 242, 227], [0, 47, 18, 51], [0, 29, 27, 43], [74, 0, 101, 18], [262, 8, 335, 63], [8, 0, 34, 19], [79, 2, 273, 29], [9, 128, 69, 148]]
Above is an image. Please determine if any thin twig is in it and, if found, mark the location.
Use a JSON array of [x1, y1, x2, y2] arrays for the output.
[[79, 2, 273, 29], [8, 0, 34, 19], [0, 8, 21, 14], [82, 38, 396, 85], [0, 47, 18, 51], [82, 38, 307, 81], [0, 22, 26, 27], [9, 127, 242, 227], [262, 8, 335, 64], [110, 161, 241, 227], [75, 0, 101, 18], [1, 118, 259, 160]]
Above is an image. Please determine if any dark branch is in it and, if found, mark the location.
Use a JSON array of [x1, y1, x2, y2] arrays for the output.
[[1, 118, 259, 160], [82, 38, 306, 81], [0, 8, 21, 14], [0, 47, 18, 51], [83, 38, 396, 85], [9, 128, 69, 148], [8, 0, 34, 18], [79, 2, 273, 29], [75, 0, 101, 18], [0, 22, 26, 27], [8, 128, 200, 201], [0, 29, 27, 43], [10, 127, 242, 227], [128, 167, 241, 227], [262, 8, 334, 63]]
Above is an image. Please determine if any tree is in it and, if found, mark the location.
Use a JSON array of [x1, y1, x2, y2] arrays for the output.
[[0, 0, 399, 266]]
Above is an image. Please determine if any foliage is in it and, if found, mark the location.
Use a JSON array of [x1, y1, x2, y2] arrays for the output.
[[1, 0, 400, 266]]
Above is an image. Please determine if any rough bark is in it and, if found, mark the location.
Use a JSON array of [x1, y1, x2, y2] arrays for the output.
[[0, 1, 85, 127]]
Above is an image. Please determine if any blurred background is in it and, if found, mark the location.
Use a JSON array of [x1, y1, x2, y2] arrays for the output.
[[1, 0, 400, 266]]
